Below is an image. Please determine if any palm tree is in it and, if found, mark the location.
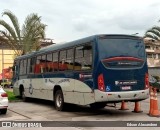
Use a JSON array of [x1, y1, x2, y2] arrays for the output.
[[0, 10, 46, 56], [144, 26, 160, 41]]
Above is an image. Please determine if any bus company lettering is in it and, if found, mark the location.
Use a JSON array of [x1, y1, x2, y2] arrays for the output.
[[79, 74, 92, 79], [57, 79, 70, 84], [49, 79, 55, 84], [115, 81, 137, 86]]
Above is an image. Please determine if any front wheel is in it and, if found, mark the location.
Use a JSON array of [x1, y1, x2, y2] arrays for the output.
[[4, 84, 8, 88], [54, 90, 65, 111]]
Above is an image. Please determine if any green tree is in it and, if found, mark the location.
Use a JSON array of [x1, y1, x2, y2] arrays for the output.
[[144, 26, 160, 41], [0, 10, 46, 56]]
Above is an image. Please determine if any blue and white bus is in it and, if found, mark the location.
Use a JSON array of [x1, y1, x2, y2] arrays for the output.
[[12, 34, 149, 111]]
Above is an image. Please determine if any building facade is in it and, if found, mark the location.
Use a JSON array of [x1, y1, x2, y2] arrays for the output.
[[0, 38, 55, 78], [144, 38, 160, 67]]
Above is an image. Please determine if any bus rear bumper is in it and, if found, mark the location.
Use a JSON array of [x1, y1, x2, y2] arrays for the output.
[[94, 89, 149, 102]]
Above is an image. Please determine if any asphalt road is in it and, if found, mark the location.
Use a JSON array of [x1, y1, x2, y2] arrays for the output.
[[0, 93, 160, 130]]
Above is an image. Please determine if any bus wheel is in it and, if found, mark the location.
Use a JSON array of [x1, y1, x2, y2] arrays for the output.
[[4, 84, 8, 88], [90, 102, 106, 109], [54, 90, 65, 111]]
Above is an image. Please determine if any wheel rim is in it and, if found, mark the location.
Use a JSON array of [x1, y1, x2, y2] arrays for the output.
[[56, 93, 62, 108]]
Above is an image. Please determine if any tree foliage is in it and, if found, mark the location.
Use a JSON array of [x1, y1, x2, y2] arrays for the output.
[[144, 26, 160, 41], [0, 10, 46, 56]]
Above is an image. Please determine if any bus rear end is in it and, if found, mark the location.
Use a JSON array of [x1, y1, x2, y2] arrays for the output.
[[94, 35, 149, 103]]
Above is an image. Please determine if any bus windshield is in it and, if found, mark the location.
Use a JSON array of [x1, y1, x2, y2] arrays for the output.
[[98, 38, 145, 60]]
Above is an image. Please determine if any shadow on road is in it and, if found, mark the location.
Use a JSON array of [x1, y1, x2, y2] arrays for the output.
[[24, 98, 133, 116]]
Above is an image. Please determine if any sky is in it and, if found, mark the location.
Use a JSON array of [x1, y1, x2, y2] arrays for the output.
[[0, 0, 160, 43]]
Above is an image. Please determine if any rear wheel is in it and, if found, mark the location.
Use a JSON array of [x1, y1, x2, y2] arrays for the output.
[[90, 102, 106, 109], [0, 108, 7, 114], [54, 90, 65, 111]]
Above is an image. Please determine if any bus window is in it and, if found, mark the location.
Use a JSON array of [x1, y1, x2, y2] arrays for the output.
[[35, 55, 41, 74], [30, 57, 35, 73], [19, 59, 27, 75], [27, 59, 30, 74], [74, 44, 92, 70], [52, 52, 58, 71], [20, 60, 24, 75], [46, 53, 53, 72], [66, 48, 74, 70], [41, 55, 46, 73], [59, 50, 67, 71], [23, 59, 27, 74]]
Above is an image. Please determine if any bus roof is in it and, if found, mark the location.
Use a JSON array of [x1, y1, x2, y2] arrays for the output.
[[15, 34, 141, 60]]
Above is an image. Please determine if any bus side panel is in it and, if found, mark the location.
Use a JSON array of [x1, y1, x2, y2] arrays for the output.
[[55, 78, 75, 104], [13, 81, 20, 96], [73, 79, 95, 105]]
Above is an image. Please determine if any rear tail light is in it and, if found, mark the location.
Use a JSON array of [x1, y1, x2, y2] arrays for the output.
[[145, 73, 149, 89], [1, 93, 8, 97], [98, 74, 105, 91]]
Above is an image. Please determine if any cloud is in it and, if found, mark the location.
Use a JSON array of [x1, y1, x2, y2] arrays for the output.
[[0, 0, 160, 42]]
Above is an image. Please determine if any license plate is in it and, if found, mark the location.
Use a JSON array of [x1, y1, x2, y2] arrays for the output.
[[121, 86, 131, 90]]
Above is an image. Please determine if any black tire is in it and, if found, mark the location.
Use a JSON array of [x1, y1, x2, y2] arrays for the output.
[[90, 102, 106, 109], [4, 84, 8, 88], [54, 90, 65, 111], [0, 108, 7, 114]]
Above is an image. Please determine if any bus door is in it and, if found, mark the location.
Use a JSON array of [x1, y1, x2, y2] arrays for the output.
[[33, 55, 49, 99], [12, 60, 19, 85]]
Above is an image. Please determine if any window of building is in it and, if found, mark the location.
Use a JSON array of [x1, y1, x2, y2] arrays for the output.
[[145, 46, 150, 49], [158, 54, 160, 59], [153, 54, 156, 59], [147, 54, 152, 58], [74, 43, 92, 70]]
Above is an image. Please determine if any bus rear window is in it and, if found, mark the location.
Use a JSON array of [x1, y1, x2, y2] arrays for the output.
[[98, 38, 145, 60]]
